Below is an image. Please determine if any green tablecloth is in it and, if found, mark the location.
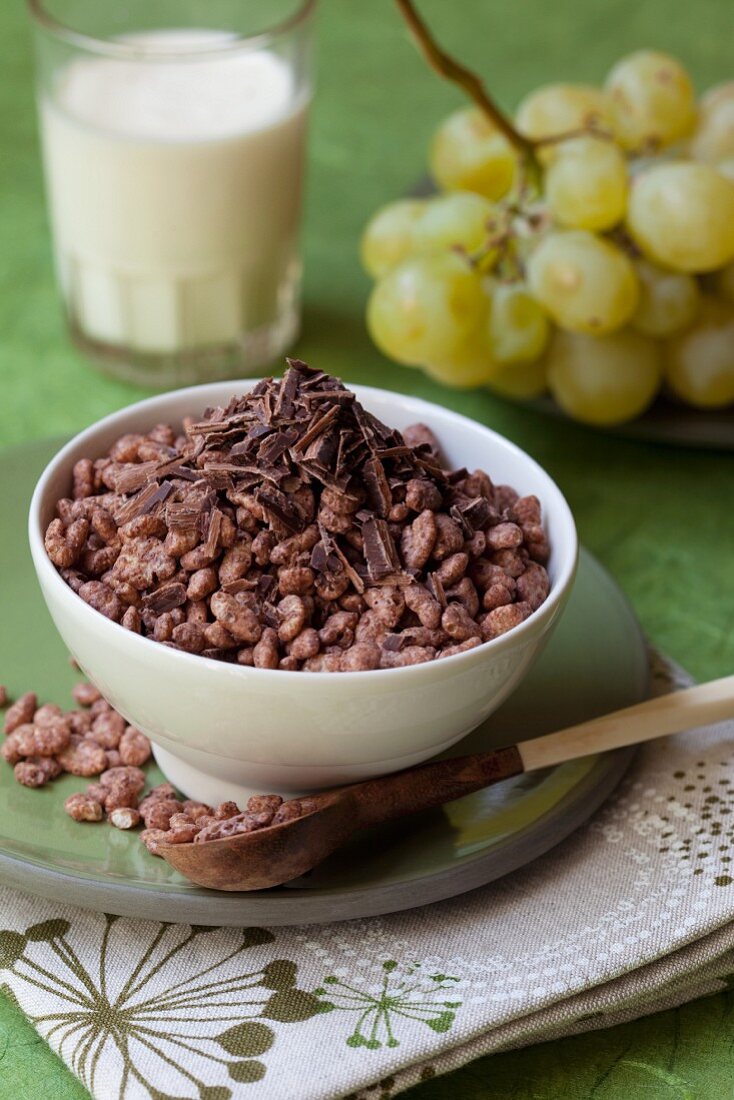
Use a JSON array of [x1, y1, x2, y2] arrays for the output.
[[1, 1, 733, 1096]]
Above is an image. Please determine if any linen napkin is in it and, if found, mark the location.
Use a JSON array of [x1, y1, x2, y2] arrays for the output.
[[2, 649, 734, 1100]]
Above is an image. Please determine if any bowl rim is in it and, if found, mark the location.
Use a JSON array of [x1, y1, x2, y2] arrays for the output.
[[28, 380, 578, 684]]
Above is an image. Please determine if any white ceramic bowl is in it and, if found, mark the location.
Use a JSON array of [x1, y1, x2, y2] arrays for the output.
[[29, 382, 577, 805]]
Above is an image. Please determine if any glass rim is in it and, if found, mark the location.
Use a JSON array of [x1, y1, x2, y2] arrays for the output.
[[27, 0, 316, 58]]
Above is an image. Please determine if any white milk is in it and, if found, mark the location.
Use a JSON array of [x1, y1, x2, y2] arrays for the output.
[[39, 31, 309, 355]]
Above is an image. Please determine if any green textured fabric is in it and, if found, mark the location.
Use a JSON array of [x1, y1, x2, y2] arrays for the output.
[[1, 1, 734, 1098]]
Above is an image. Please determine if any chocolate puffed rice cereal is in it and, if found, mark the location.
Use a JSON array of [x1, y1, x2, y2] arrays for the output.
[[45, 361, 550, 670]]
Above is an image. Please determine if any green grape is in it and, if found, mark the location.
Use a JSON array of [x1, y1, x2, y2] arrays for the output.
[[717, 157, 734, 184], [485, 357, 548, 400], [631, 259, 700, 337], [626, 162, 734, 272], [515, 84, 616, 156], [430, 106, 517, 201], [546, 328, 662, 426], [689, 82, 734, 163], [527, 230, 639, 335], [605, 50, 696, 150], [424, 334, 499, 389], [488, 283, 550, 364], [544, 136, 628, 231], [413, 192, 498, 257], [360, 199, 427, 279], [665, 297, 734, 408], [367, 251, 488, 367]]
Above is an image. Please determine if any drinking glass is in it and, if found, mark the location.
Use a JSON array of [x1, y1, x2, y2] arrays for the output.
[[28, 0, 315, 386]]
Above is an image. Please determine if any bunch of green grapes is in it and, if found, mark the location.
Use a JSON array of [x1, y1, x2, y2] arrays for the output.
[[361, 50, 734, 426]]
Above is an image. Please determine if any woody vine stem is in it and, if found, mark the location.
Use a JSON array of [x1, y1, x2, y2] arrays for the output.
[[393, 0, 536, 161]]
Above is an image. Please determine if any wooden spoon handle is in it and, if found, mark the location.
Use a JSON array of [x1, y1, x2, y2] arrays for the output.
[[349, 746, 524, 828], [350, 674, 734, 830], [518, 673, 734, 772]]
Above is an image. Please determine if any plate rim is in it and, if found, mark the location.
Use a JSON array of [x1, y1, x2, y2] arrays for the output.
[[0, 746, 635, 926]]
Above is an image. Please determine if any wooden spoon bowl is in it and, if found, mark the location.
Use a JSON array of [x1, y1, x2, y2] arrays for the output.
[[161, 794, 357, 891]]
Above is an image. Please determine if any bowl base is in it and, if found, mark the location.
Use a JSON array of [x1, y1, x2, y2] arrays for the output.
[[150, 725, 480, 806], [151, 745, 316, 805]]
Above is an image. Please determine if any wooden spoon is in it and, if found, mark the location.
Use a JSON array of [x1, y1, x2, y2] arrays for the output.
[[159, 674, 734, 891]]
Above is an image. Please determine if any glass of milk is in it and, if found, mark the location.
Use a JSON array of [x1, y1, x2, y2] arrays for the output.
[[28, 0, 315, 386]]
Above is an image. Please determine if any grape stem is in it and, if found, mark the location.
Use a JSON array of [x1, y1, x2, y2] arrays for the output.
[[535, 124, 615, 148], [394, 0, 535, 160]]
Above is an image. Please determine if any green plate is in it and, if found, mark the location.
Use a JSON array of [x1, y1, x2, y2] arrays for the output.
[[0, 439, 648, 926]]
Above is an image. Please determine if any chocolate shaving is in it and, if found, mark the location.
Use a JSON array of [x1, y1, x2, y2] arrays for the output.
[[186, 413, 250, 437], [310, 541, 331, 573], [258, 575, 276, 598], [414, 455, 449, 482], [142, 481, 174, 512], [255, 488, 305, 533], [352, 404, 377, 452], [427, 573, 447, 608], [298, 459, 341, 491], [164, 466, 200, 482], [293, 404, 342, 453], [450, 504, 474, 539], [116, 481, 173, 525], [302, 389, 356, 405], [362, 518, 401, 581], [258, 430, 297, 464], [229, 463, 291, 486], [303, 424, 340, 469], [144, 582, 188, 614], [463, 496, 497, 531], [203, 509, 222, 557], [111, 461, 159, 494], [334, 430, 349, 482], [333, 544, 365, 594], [376, 445, 413, 459], [295, 364, 330, 388], [199, 462, 257, 477], [284, 357, 312, 375], [275, 365, 302, 419], [165, 501, 201, 534], [317, 522, 364, 595], [362, 456, 392, 518], [229, 425, 272, 455], [230, 472, 264, 492], [201, 470, 234, 492]]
